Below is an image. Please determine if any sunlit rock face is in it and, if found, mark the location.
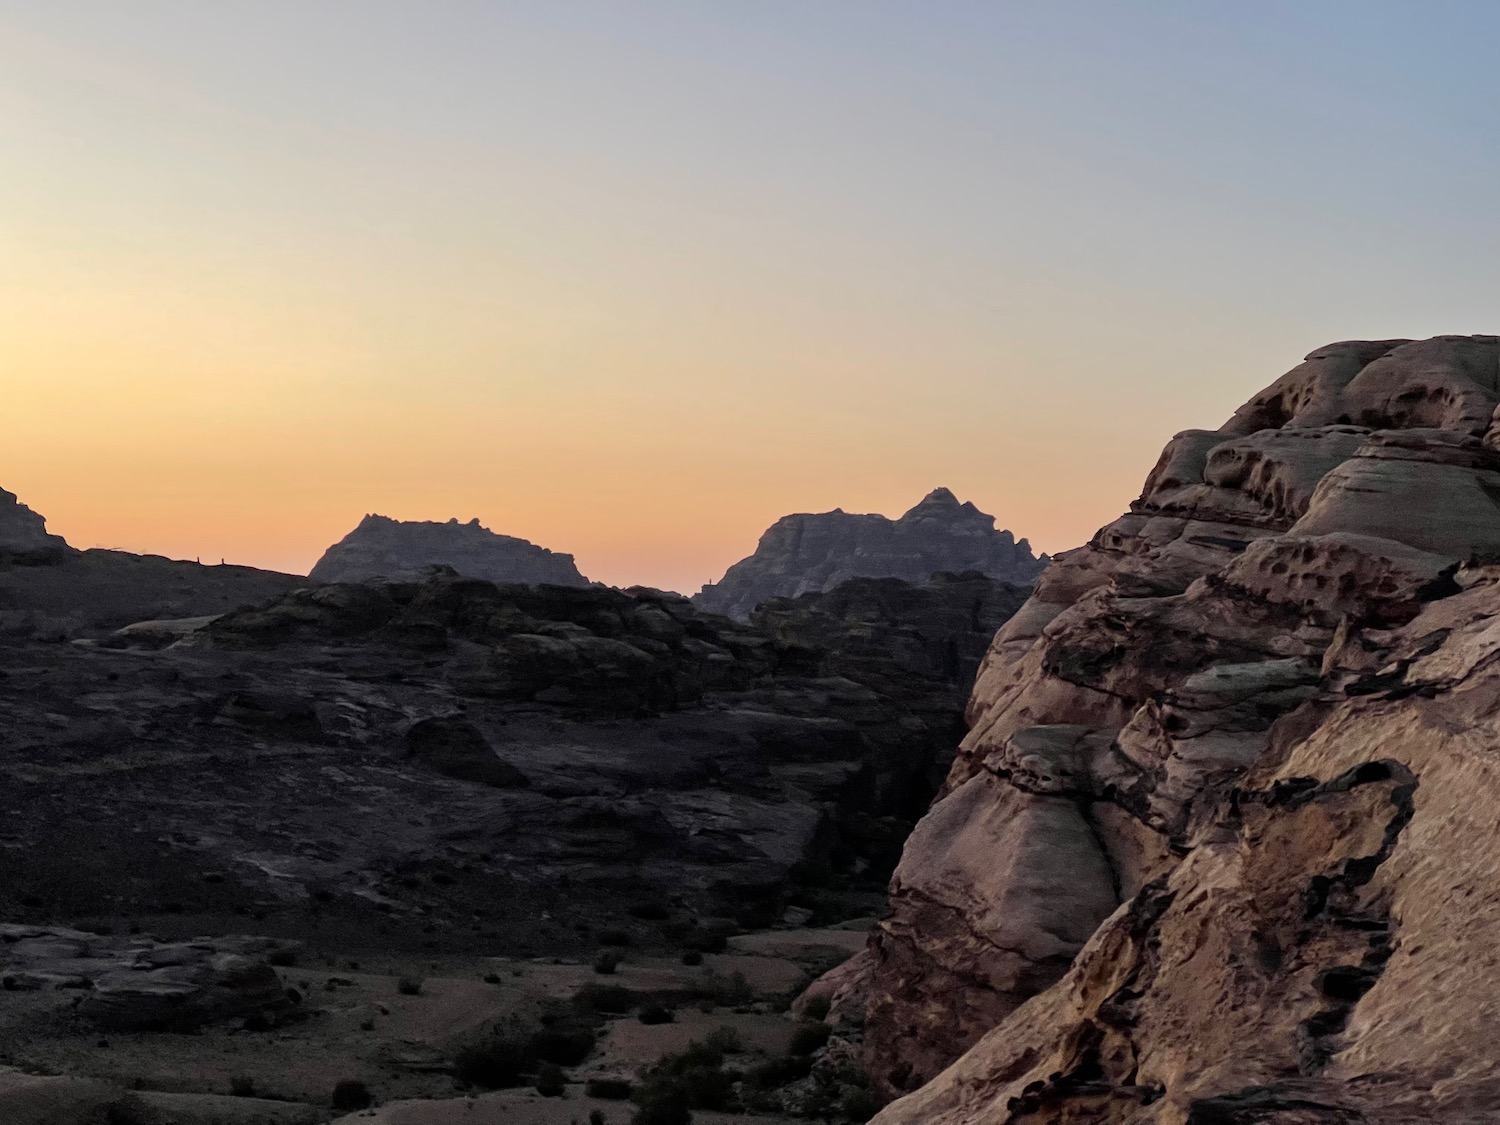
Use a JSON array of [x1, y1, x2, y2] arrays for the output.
[[851, 334, 1500, 1121], [309, 514, 588, 587], [0, 487, 69, 563], [694, 488, 1046, 621]]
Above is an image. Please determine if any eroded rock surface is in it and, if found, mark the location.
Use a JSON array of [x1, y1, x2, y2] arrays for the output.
[[695, 489, 1045, 620], [0, 569, 1022, 953], [310, 514, 589, 586], [856, 334, 1500, 1115], [0, 488, 69, 563]]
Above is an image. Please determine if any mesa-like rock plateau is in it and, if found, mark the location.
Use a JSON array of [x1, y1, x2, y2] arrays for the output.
[[843, 333, 1500, 1124], [695, 489, 1045, 621], [310, 514, 589, 587]]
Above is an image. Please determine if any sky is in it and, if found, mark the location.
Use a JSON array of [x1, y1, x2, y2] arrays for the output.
[[3, 2, 1498, 591]]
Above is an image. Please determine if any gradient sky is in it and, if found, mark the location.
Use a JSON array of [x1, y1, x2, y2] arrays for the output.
[[4, 2, 1498, 591]]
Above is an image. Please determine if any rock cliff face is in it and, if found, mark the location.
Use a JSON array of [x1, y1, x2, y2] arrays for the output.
[[0, 487, 68, 563], [309, 514, 588, 586], [859, 334, 1500, 1122], [694, 489, 1046, 621]]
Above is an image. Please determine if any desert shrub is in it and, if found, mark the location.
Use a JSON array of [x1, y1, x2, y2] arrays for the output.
[[630, 1084, 691, 1125], [594, 949, 621, 975], [590, 1111, 608, 1125], [704, 1025, 743, 1054], [228, 1076, 256, 1098], [331, 1080, 373, 1111], [788, 1020, 833, 1056], [841, 1085, 884, 1121], [745, 1055, 814, 1089], [680, 949, 703, 967], [638, 1002, 675, 1025], [535, 1062, 567, 1097], [802, 994, 831, 1021], [699, 970, 753, 1007], [633, 1075, 702, 1123], [396, 976, 423, 996], [454, 1035, 529, 1089], [587, 1078, 633, 1099], [598, 928, 632, 946], [576, 982, 633, 1014], [529, 1021, 597, 1066], [483, 972, 501, 984]]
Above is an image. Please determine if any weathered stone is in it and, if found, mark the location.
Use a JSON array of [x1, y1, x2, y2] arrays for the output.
[[310, 514, 589, 586], [695, 488, 1045, 620]]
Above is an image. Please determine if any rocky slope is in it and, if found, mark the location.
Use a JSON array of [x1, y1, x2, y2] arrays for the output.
[[695, 489, 1045, 620], [310, 514, 588, 586], [0, 486, 69, 563], [0, 566, 1024, 949], [847, 333, 1500, 1123]]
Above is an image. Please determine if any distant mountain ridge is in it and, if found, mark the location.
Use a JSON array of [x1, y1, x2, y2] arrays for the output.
[[309, 514, 589, 587], [694, 488, 1046, 620]]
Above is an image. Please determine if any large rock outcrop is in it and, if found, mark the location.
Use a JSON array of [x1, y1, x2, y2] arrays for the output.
[[694, 489, 1046, 620], [0, 487, 68, 563], [309, 514, 588, 586], [856, 334, 1500, 1119]]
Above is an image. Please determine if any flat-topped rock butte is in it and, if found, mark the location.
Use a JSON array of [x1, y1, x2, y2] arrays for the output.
[[310, 514, 589, 587], [695, 488, 1046, 621], [823, 333, 1500, 1124]]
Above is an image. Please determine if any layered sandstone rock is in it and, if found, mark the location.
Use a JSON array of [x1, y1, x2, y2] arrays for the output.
[[309, 514, 588, 586], [0, 487, 68, 563], [695, 489, 1045, 620], [857, 334, 1500, 1116]]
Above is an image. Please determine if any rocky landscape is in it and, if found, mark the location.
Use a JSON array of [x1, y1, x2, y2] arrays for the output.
[[0, 492, 1027, 1122], [11, 332, 1500, 1125], [695, 489, 1045, 621], [827, 333, 1500, 1123], [311, 515, 590, 587]]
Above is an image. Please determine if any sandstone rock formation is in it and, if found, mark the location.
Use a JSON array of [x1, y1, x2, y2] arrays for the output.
[[0, 487, 68, 563], [854, 334, 1500, 1120], [309, 514, 588, 586], [695, 489, 1045, 620]]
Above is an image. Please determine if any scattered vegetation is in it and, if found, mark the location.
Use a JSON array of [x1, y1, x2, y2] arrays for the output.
[[587, 1078, 633, 1099], [638, 1002, 675, 1025], [396, 975, 424, 996], [594, 949, 621, 974]]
